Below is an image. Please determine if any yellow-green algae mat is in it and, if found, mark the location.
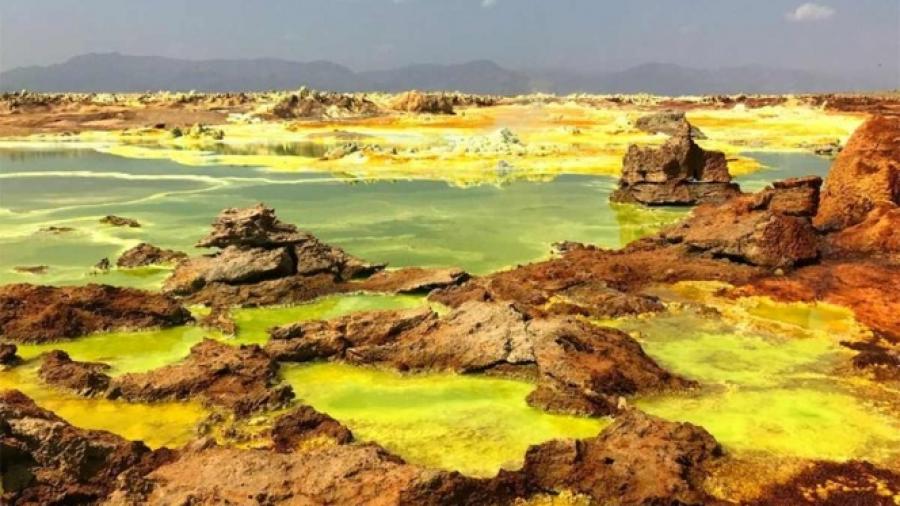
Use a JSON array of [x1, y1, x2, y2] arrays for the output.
[[3, 290, 899, 477]]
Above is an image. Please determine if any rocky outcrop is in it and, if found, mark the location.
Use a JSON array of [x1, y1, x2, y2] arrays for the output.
[[164, 204, 384, 305], [746, 460, 899, 506], [634, 110, 706, 138], [267, 302, 692, 416], [390, 91, 455, 114], [661, 176, 822, 268], [38, 350, 111, 397], [354, 267, 470, 294], [431, 241, 766, 318], [0, 284, 192, 343], [269, 90, 380, 120], [517, 410, 721, 505], [99, 215, 141, 228], [110, 338, 293, 416], [825, 202, 900, 256], [106, 442, 504, 506], [611, 122, 740, 205], [0, 342, 20, 365], [116, 243, 187, 268], [270, 405, 354, 452], [814, 115, 900, 232], [0, 390, 172, 506]]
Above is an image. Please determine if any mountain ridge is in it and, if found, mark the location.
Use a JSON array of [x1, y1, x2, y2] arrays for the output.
[[0, 53, 888, 95]]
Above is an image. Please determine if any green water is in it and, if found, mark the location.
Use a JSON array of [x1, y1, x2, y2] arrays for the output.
[[0, 147, 686, 287], [281, 363, 606, 476], [0, 294, 424, 447], [610, 308, 900, 465]]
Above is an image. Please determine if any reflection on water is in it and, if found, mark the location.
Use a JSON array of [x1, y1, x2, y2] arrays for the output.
[[121, 140, 334, 158], [0, 148, 687, 286]]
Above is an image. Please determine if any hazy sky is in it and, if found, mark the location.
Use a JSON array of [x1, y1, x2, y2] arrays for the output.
[[1, 0, 898, 77]]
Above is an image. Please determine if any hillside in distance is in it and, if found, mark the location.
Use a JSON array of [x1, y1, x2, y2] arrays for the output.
[[1, 53, 891, 95]]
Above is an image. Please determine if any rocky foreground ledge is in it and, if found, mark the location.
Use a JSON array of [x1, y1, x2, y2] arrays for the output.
[[4, 389, 897, 505]]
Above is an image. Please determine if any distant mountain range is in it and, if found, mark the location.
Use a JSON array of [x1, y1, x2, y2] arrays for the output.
[[0, 53, 892, 95]]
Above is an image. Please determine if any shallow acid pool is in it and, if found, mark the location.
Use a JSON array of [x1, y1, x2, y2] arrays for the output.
[[609, 305, 900, 466], [281, 362, 607, 477], [0, 294, 425, 447], [0, 147, 829, 288]]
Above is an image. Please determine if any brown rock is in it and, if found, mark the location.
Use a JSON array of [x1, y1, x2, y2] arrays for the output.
[[355, 267, 470, 293], [0, 283, 192, 343], [815, 115, 900, 232], [0, 390, 167, 505], [266, 307, 436, 362], [162, 256, 217, 295], [111, 338, 293, 416], [198, 306, 237, 335], [269, 302, 691, 416], [430, 243, 765, 317], [181, 272, 342, 308], [747, 460, 899, 506], [38, 350, 111, 397], [107, 442, 500, 506], [116, 243, 187, 268], [203, 245, 295, 284], [270, 405, 353, 452], [544, 281, 664, 319], [634, 110, 707, 139], [390, 91, 455, 114], [294, 239, 383, 279], [0, 342, 19, 365], [662, 181, 821, 268], [826, 202, 900, 256], [100, 215, 141, 228], [195, 203, 313, 249], [760, 176, 822, 217], [518, 409, 722, 505], [611, 122, 740, 205], [526, 318, 693, 416]]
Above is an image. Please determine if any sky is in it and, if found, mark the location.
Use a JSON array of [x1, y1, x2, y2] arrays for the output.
[[1, 0, 898, 79]]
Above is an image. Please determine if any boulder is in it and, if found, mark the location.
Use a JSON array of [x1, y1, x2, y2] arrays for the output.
[[116, 243, 187, 268], [196, 204, 311, 249], [0, 342, 19, 365], [0, 390, 170, 505], [294, 239, 383, 279], [634, 110, 707, 139], [662, 178, 821, 268], [611, 122, 740, 205], [518, 409, 722, 505], [203, 246, 295, 284], [0, 284, 192, 343], [99, 215, 141, 228], [38, 350, 111, 397], [815, 115, 900, 232], [165, 204, 385, 305], [110, 338, 293, 416], [270, 405, 354, 452]]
